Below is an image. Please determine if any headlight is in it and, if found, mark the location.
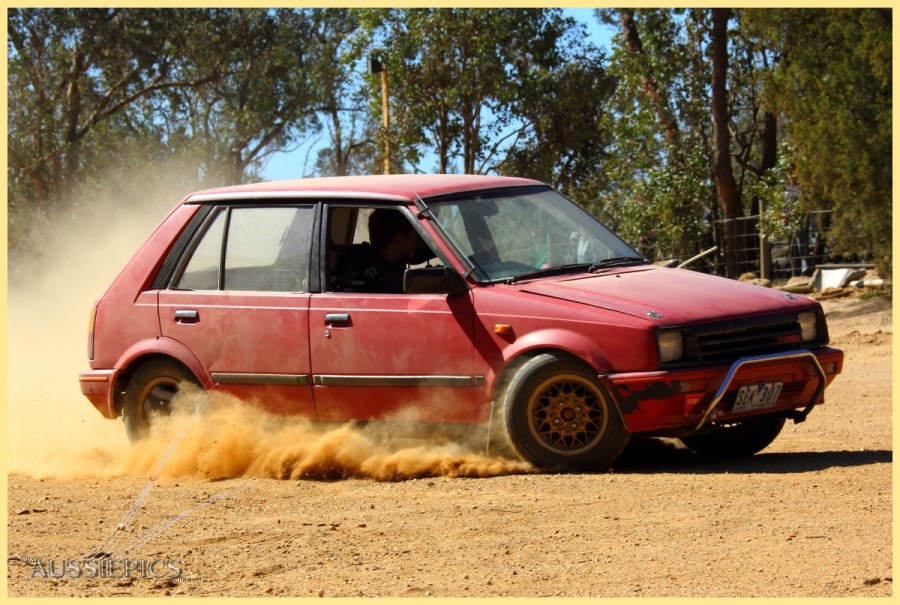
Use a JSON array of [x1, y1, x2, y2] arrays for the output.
[[657, 330, 684, 364], [798, 311, 818, 342]]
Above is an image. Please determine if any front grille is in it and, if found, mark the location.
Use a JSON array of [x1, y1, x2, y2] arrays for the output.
[[672, 313, 816, 367]]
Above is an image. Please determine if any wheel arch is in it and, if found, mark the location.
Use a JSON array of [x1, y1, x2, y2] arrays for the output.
[[498, 328, 615, 376], [488, 327, 618, 406], [112, 341, 207, 416]]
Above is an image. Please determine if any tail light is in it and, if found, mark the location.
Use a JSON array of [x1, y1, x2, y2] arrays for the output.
[[87, 304, 97, 360]]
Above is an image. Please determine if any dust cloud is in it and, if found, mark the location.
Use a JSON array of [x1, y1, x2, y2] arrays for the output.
[[7, 171, 186, 480], [114, 389, 531, 482], [6, 164, 530, 483]]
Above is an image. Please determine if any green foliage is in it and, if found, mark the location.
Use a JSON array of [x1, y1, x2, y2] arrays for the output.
[[357, 8, 605, 177], [308, 9, 379, 177], [7, 8, 890, 275], [7, 8, 325, 252], [175, 9, 322, 185], [734, 9, 891, 273], [499, 21, 617, 201], [594, 9, 717, 260], [767, 9, 891, 272]]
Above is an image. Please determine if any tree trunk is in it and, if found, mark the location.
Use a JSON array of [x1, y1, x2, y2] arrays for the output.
[[438, 101, 450, 173], [618, 9, 680, 153], [329, 105, 347, 176], [711, 8, 743, 277], [756, 110, 778, 278]]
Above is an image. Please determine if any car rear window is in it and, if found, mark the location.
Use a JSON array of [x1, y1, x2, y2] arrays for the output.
[[174, 205, 315, 292]]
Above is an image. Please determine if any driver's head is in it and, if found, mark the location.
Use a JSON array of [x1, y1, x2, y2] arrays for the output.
[[369, 209, 415, 253]]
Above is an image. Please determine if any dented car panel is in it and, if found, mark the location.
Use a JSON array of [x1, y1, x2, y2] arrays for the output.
[[79, 174, 843, 470]]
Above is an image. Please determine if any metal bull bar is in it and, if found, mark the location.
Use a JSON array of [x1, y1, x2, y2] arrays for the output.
[[695, 350, 828, 431]]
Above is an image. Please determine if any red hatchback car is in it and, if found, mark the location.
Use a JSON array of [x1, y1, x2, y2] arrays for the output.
[[79, 174, 843, 471]]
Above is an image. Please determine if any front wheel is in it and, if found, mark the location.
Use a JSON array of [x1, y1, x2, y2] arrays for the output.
[[502, 353, 630, 472], [680, 414, 786, 457], [121, 359, 200, 442]]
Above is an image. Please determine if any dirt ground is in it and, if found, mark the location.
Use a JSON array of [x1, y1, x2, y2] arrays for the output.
[[6, 293, 892, 598]]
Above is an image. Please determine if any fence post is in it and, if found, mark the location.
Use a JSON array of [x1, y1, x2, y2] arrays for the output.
[[759, 201, 770, 280]]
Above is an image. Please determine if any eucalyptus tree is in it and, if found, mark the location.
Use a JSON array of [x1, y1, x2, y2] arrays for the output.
[[8, 9, 212, 209], [747, 9, 891, 273], [597, 8, 715, 264], [358, 8, 589, 175], [496, 13, 617, 211], [597, 8, 890, 274], [307, 8, 379, 177], [177, 9, 322, 186], [7, 6, 326, 258]]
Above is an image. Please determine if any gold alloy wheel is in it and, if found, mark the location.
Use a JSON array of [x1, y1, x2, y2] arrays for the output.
[[526, 373, 609, 456]]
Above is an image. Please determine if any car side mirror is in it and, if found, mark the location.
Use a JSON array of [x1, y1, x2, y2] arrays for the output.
[[404, 266, 468, 296]]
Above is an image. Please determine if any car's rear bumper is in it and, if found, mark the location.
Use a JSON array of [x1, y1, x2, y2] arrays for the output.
[[602, 347, 844, 434], [78, 370, 118, 419]]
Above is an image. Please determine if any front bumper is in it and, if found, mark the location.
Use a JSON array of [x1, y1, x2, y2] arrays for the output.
[[78, 369, 118, 419], [602, 347, 844, 434]]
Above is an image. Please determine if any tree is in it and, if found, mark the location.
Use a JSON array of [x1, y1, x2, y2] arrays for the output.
[[8, 9, 218, 207], [172, 9, 322, 186], [758, 9, 892, 273], [8, 8, 331, 259], [308, 9, 379, 177], [9, 8, 888, 277], [497, 14, 617, 206], [359, 8, 586, 175], [711, 8, 746, 276], [599, 8, 890, 274], [597, 9, 716, 263]]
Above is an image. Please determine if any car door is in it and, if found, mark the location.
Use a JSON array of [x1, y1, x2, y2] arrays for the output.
[[309, 204, 482, 424], [158, 204, 317, 417]]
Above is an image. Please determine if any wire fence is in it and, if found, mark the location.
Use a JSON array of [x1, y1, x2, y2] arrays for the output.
[[702, 210, 850, 280]]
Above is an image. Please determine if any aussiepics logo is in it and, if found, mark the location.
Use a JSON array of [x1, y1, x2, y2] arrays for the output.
[[30, 558, 183, 580]]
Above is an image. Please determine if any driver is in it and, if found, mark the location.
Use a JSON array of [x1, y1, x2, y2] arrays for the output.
[[344, 209, 419, 293]]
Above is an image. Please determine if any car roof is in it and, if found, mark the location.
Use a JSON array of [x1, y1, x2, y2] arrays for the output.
[[185, 174, 545, 204]]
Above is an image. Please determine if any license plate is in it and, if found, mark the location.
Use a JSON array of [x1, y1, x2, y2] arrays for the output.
[[732, 381, 783, 413]]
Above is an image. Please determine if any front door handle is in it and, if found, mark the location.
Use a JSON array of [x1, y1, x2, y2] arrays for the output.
[[324, 313, 351, 327], [175, 309, 199, 324]]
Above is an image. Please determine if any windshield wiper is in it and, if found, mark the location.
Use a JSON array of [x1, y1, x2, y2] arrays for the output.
[[506, 263, 593, 284], [588, 256, 648, 271]]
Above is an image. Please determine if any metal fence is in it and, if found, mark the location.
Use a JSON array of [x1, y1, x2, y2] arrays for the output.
[[707, 210, 842, 280]]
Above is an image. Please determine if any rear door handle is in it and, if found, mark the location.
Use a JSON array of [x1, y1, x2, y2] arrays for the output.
[[324, 313, 351, 327], [175, 309, 199, 324]]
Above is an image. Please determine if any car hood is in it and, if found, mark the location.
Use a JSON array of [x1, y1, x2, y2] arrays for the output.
[[519, 266, 813, 325]]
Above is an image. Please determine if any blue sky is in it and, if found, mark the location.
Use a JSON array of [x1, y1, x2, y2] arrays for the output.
[[259, 8, 615, 181]]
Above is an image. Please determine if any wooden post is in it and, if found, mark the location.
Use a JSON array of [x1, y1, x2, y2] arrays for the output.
[[759, 201, 770, 280], [381, 68, 390, 175]]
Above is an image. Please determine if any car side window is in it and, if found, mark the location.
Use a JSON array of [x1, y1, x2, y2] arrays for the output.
[[177, 210, 227, 290], [174, 205, 314, 292], [325, 205, 442, 293]]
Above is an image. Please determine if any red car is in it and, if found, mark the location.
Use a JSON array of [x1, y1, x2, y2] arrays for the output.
[[79, 174, 843, 471]]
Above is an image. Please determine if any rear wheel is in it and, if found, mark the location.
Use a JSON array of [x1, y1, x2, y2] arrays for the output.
[[122, 359, 200, 442], [680, 414, 786, 457], [502, 353, 629, 471]]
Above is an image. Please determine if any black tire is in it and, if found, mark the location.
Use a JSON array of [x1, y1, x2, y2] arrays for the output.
[[680, 414, 786, 457], [502, 353, 630, 472], [122, 359, 200, 442]]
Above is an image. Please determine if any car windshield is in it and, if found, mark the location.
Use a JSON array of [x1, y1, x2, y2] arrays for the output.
[[428, 186, 642, 283]]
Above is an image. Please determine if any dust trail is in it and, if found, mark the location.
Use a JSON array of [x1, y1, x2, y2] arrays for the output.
[[110, 389, 532, 482]]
